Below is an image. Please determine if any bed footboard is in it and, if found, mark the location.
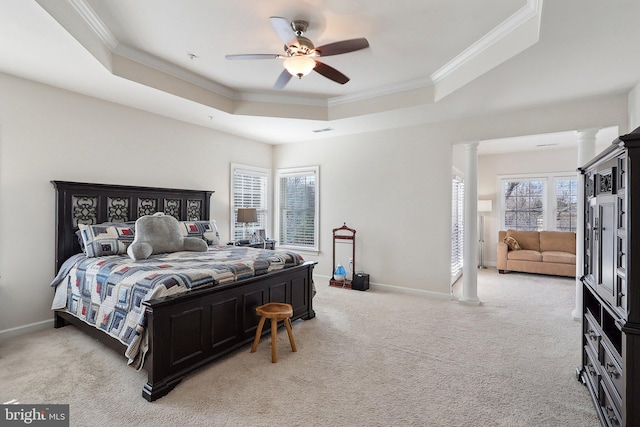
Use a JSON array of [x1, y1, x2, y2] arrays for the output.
[[141, 261, 316, 401]]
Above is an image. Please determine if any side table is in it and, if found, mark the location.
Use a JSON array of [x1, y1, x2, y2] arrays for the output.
[[230, 240, 276, 250]]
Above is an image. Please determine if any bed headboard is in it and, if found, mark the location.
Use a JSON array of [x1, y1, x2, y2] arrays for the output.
[[52, 181, 214, 272]]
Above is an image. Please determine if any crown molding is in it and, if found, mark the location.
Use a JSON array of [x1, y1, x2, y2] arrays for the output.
[[67, 0, 237, 99], [66, 0, 118, 50], [328, 76, 433, 107], [431, 0, 541, 83], [53, 0, 542, 117], [235, 91, 328, 107], [113, 44, 237, 99]]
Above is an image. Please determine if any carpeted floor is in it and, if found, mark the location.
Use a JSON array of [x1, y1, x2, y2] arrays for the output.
[[0, 269, 599, 426]]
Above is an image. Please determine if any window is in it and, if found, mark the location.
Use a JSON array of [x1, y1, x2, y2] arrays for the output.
[[503, 179, 545, 230], [451, 175, 464, 284], [230, 164, 269, 241], [499, 173, 578, 232], [276, 166, 319, 251], [555, 178, 578, 231]]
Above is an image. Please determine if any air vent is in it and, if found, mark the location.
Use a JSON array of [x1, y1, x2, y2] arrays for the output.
[[312, 127, 334, 133]]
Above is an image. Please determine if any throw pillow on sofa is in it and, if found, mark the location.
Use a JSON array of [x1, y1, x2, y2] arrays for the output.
[[504, 236, 521, 251]]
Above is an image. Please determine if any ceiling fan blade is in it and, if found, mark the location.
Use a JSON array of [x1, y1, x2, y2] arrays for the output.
[[269, 16, 297, 46], [313, 60, 349, 84], [225, 54, 280, 60], [315, 38, 369, 57], [274, 69, 292, 89]]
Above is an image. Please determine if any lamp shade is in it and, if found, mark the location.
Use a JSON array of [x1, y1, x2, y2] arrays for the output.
[[283, 55, 316, 78], [478, 200, 493, 213], [237, 208, 257, 223]]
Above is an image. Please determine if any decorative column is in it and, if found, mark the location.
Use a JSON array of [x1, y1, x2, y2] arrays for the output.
[[461, 142, 480, 305], [572, 129, 598, 320]]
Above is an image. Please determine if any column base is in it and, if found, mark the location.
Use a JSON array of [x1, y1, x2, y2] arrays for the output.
[[459, 296, 481, 306], [571, 308, 581, 321]]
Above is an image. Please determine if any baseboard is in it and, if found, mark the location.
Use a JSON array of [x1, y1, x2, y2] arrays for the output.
[[0, 319, 53, 340], [479, 261, 497, 268], [314, 274, 452, 300]]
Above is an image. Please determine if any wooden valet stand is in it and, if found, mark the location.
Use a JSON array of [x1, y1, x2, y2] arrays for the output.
[[329, 223, 356, 289]]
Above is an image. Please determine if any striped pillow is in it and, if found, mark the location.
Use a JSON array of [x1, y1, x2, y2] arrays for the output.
[[179, 220, 220, 246], [78, 223, 135, 257]]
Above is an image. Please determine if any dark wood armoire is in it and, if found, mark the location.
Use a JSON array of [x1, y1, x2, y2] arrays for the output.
[[578, 127, 640, 426]]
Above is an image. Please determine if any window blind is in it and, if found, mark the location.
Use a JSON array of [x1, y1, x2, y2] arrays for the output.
[[451, 176, 464, 283], [277, 167, 319, 250], [231, 165, 269, 241]]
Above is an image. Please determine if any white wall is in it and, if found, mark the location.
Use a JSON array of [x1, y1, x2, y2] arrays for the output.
[[0, 71, 631, 336], [274, 126, 454, 297], [274, 93, 627, 294], [0, 73, 272, 336], [629, 82, 640, 132]]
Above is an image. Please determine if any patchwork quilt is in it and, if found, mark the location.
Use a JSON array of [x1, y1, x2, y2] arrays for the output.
[[50, 246, 304, 368]]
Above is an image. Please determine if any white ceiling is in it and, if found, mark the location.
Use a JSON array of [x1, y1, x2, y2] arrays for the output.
[[86, 0, 522, 95], [479, 126, 620, 156], [1, 0, 639, 151]]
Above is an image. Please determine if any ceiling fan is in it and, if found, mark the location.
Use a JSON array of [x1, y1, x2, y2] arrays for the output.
[[225, 16, 369, 89]]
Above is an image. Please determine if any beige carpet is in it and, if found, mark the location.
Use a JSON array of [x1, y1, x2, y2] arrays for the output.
[[0, 269, 599, 427]]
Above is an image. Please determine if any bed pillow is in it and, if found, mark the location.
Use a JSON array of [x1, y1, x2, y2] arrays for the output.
[[179, 220, 221, 246], [128, 213, 208, 260], [504, 235, 521, 251], [78, 223, 135, 257], [76, 221, 136, 253]]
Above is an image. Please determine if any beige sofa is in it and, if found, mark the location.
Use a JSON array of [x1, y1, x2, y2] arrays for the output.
[[497, 230, 576, 277]]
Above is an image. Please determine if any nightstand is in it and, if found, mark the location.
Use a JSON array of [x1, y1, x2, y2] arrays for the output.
[[250, 240, 276, 250], [231, 240, 276, 250]]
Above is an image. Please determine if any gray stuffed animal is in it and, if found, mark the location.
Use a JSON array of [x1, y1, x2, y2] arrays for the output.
[[127, 212, 208, 260]]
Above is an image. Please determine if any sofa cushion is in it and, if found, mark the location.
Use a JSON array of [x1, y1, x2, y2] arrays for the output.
[[506, 230, 540, 252], [507, 249, 543, 262], [542, 251, 576, 265], [540, 231, 576, 254]]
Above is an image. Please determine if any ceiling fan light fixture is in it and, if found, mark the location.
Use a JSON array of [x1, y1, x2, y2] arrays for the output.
[[283, 55, 315, 78], [225, 17, 369, 89]]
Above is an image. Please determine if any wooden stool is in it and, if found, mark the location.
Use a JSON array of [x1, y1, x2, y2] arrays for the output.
[[250, 302, 297, 363]]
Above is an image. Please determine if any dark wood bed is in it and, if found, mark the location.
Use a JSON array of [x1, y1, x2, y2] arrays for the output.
[[51, 181, 316, 401]]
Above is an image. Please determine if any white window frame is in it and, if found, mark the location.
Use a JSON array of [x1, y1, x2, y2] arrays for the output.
[[498, 172, 578, 232], [553, 175, 579, 232], [275, 166, 320, 253], [230, 163, 271, 241], [451, 173, 464, 285], [500, 175, 548, 231]]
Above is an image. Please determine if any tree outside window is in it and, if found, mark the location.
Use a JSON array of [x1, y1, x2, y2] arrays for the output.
[[276, 166, 319, 251], [555, 179, 578, 231], [503, 180, 544, 231], [500, 174, 578, 233]]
